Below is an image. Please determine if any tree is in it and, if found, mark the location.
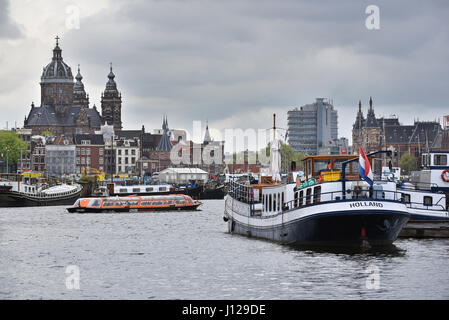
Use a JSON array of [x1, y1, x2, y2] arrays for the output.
[[399, 153, 418, 176], [41, 130, 52, 137], [0, 131, 29, 170], [261, 141, 306, 172]]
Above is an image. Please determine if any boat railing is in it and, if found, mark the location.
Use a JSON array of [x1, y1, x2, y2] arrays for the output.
[[228, 180, 255, 205], [282, 187, 446, 213]]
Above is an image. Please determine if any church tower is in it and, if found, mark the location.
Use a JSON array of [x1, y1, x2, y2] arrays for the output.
[[72, 65, 89, 108], [40, 36, 74, 109], [362, 96, 381, 153], [352, 100, 365, 153], [101, 63, 122, 131]]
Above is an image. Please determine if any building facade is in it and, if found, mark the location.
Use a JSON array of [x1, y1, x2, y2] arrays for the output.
[[74, 134, 105, 174], [287, 98, 338, 155], [352, 97, 442, 167], [45, 136, 76, 177], [115, 138, 139, 175]]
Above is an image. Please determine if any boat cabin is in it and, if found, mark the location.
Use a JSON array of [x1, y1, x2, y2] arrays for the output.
[[421, 152, 449, 169], [302, 154, 374, 181]]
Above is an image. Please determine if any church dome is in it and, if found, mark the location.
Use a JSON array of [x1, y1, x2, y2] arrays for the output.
[[41, 37, 73, 83]]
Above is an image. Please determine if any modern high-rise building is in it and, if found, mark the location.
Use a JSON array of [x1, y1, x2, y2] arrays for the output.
[[287, 98, 338, 155]]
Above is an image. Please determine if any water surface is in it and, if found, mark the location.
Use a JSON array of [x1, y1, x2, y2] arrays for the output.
[[0, 200, 448, 299]]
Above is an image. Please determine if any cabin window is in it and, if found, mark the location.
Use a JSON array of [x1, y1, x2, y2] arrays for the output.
[[160, 187, 166, 191], [401, 193, 411, 203], [294, 192, 298, 208], [119, 188, 127, 193], [424, 196, 433, 206], [306, 188, 312, 205], [422, 154, 430, 167], [272, 194, 276, 212], [153, 201, 163, 205], [277, 193, 280, 211], [313, 186, 321, 203], [132, 188, 140, 193], [128, 201, 138, 206], [434, 155, 447, 166], [146, 187, 154, 192], [89, 199, 101, 207], [281, 193, 284, 209], [175, 200, 186, 205], [299, 191, 304, 206]]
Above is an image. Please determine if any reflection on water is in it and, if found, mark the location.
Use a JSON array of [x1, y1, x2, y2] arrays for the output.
[[0, 200, 448, 299]]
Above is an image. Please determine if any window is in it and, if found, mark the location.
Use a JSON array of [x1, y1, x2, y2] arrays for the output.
[[269, 194, 272, 212], [434, 155, 447, 166], [401, 193, 411, 203], [119, 188, 127, 193], [125, 158, 129, 164], [125, 150, 129, 156], [146, 187, 154, 192], [118, 150, 122, 155], [81, 158, 85, 164], [313, 186, 321, 203], [76, 149, 80, 156], [131, 157, 135, 164], [99, 157, 104, 164], [132, 188, 140, 193], [299, 191, 304, 206], [424, 196, 433, 206], [81, 148, 85, 155], [87, 149, 91, 156], [306, 188, 312, 205], [294, 192, 298, 207], [131, 149, 136, 155]]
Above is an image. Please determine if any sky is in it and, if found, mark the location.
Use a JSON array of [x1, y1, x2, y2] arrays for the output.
[[0, 0, 448, 153]]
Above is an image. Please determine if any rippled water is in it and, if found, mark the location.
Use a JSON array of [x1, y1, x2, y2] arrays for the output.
[[0, 200, 448, 299]]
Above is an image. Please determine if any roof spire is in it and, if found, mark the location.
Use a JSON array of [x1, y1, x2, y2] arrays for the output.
[[369, 96, 373, 111], [55, 35, 59, 46]]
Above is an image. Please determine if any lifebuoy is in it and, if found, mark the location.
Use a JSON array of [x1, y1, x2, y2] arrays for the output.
[[441, 169, 449, 182], [315, 176, 323, 184]]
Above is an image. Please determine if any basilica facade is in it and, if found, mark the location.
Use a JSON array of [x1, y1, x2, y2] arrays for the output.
[[24, 37, 123, 135]]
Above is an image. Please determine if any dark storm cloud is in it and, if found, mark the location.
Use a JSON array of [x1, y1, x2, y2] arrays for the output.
[[0, 0, 22, 38], [15, 0, 449, 142]]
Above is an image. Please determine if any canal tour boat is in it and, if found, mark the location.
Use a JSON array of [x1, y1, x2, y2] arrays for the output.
[[223, 115, 410, 247], [67, 194, 202, 213]]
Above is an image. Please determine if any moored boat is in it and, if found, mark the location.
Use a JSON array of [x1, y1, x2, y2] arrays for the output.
[[67, 194, 202, 213], [223, 115, 410, 247], [0, 173, 83, 207]]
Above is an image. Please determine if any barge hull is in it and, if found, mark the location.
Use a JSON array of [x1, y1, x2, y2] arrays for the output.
[[228, 210, 409, 247]]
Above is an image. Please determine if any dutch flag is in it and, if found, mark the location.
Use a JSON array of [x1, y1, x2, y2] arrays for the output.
[[359, 147, 373, 186]]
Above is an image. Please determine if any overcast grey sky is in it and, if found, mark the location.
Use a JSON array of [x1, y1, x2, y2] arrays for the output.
[[0, 0, 448, 151]]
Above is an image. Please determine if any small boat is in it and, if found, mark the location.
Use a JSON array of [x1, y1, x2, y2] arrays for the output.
[[66, 194, 202, 213]]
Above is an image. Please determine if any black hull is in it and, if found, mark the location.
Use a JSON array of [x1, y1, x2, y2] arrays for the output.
[[199, 188, 225, 200], [67, 203, 201, 213], [0, 191, 81, 207], [228, 210, 409, 247]]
